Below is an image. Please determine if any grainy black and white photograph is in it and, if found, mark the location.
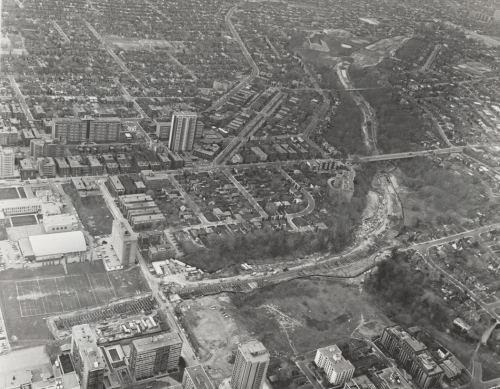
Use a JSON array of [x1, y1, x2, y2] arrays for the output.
[[0, 0, 500, 388]]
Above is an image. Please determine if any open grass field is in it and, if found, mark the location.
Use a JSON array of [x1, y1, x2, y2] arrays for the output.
[[10, 215, 38, 227], [62, 184, 114, 236], [0, 188, 19, 200], [0, 265, 148, 347]]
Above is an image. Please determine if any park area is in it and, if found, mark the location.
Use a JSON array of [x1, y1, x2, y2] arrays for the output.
[[62, 184, 114, 236], [0, 264, 148, 348]]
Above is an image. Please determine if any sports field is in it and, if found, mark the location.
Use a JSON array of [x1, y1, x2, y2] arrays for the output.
[[0, 267, 149, 345]]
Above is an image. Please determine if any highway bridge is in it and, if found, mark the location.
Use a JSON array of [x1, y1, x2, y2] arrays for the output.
[[355, 147, 464, 162]]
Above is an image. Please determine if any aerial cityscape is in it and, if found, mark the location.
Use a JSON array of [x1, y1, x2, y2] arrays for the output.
[[1, 0, 500, 389]]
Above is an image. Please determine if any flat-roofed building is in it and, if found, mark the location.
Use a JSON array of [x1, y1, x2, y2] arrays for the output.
[[169, 111, 197, 152], [116, 154, 131, 173], [108, 175, 125, 196], [0, 197, 43, 215], [314, 345, 354, 387], [130, 212, 166, 229], [155, 120, 171, 140], [111, 219, 137, 266], [71, 324, 105, 389], [231, 340, 269, 389], [53, 117, 122, 144], [0, 126, 18, 146], [129, 333, 182, 380], [183, 365, 214, 389], [118, 194, 154, 211], [55, 157, 71, 177], [37, 157, 56, 178], [87, 156, 103, 175], [0, 147, 15, 178], [372, 367, 412, 389], [140, 170, 169, 190], [19, 158, 37, 180], [380, 325, 443, 389], [44, 214, 79, 234]]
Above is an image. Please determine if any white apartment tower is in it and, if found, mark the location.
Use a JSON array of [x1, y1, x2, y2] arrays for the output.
[[71, 324, 106, 389], [230, 340, 269, 389], [111, 219, 138, 266], [168, 111, 197, 152], [314, 345, 354, 387], [0, 147, 15, 178]]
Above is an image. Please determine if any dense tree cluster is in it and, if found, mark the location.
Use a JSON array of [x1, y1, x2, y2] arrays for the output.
[[182, 163, 377, 272], [397, 157, 494, 218], [366, 251, 451, 331]]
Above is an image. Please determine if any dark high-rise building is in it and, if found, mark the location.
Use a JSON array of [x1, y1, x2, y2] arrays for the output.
[[168, 112, 197, 152], [129, 333, 182, 380]]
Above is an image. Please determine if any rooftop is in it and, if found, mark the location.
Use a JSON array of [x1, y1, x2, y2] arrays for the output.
[[29, 231, 86, 257], [72, 324, 105, 370], [239, 340, 269, 363], [132, 332, 182, 352], [185, 365, 214, 389]]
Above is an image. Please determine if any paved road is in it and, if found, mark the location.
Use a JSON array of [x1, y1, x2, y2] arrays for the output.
[[223, 170, 268, 218], [8, 75, 34, 121], [82, 19, 142, 87], [50, 20, 70, 43], [212, 89, 283, 165], [167, 53, 198, 81], [135, 249, 199, 365], [276, 167, 316, 231], [204, 5, 259, 113], [421, 44, 441, 71], [168, 174, 211, 225], [414, 224, 500, 324]]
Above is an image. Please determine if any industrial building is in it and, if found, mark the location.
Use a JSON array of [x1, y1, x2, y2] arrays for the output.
[[169, 111, 197, 152], [314, 345, 354, 387], [231, 340, 269, 389], [129, 333, 182, 380], [71, 324, 106, 389], [111, 219, 138, 266], [19, 231, 87, 263], [182, 365, 214, 389]]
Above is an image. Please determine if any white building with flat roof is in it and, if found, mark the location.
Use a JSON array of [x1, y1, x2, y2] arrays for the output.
[[111, 219, 137, 266], [0, 147, 15, 178], [43, 214, 79, 233], [0, 197, 43, 215], [315, 345, 354, 387], [231, 340, 269, 389]]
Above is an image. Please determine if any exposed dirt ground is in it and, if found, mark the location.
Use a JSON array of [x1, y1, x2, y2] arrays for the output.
[[180, 281, 392, 383]]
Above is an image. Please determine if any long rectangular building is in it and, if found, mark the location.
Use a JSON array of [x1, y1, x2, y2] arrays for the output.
[[129, 333, 182, 380], [53, 117, 122, 144]]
